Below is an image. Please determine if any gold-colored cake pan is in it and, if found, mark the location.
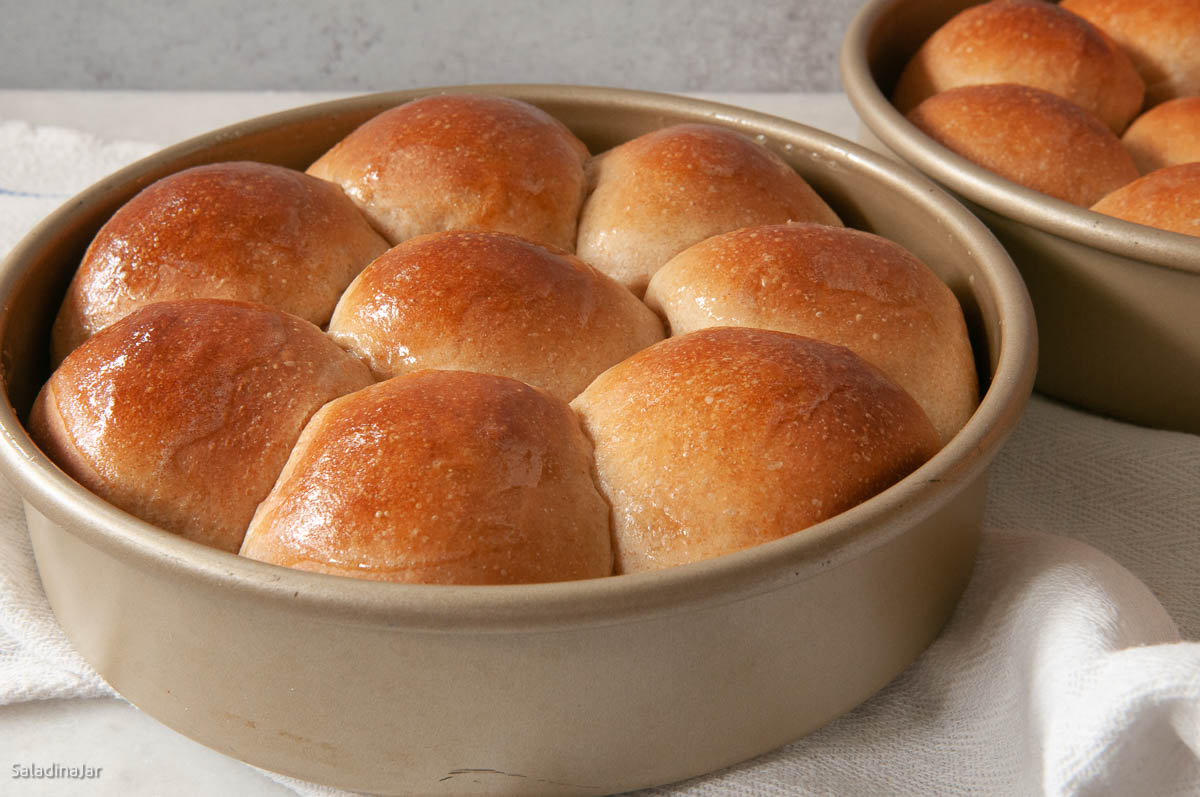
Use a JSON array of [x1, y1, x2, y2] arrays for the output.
[[842, 0, 1200, 435], [0, 85, 1036, 795]]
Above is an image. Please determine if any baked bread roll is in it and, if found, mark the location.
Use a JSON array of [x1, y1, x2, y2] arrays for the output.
[[1061, 0, 1200, 106], [51, 161, 388, 365], [1121, 97, 1200, 174], [240, 369, 612, 585], [644, 223, 977, 444], [576, 123, 841, 297], [893, 0, 1145, 133], [1090, 162, 1200, 237], [328, 230, 662, 402], [907, 83, 1140, 207], [29, 299, 373, 553], [307, 94, 589, 251], [570, 327, 940, 574]]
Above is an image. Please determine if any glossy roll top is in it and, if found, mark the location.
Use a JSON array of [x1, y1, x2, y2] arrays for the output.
[[571, 327, 940, 574], [1090, 162, 1200, 238], [1121, 97, 1200, 174], [307, 93, 590, 251], [1061, 0, 1200, 107], [645, 223, 978, 444], [576, 123, 842, 297], [327, 230, 663, 401], [30, 299, 373, 553], [51, 161, 388, 364], [240, 369, 613, 584], [906, 83, 1139, 208], [892, 0, 1145, 133]]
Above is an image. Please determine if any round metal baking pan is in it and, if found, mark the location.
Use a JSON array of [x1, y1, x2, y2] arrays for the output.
[[0, 85, 1035, 795], [842, 0, 1200, 434]]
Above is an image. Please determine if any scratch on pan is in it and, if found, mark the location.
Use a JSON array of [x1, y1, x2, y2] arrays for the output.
[[437, 768, 604, 790]]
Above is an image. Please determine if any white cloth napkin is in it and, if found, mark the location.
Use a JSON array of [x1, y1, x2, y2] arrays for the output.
[[0, 121, 156, 705], [1, 120, 1197, 797]]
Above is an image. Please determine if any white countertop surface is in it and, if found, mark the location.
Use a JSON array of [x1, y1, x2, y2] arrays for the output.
[[0, 89, 862, 797]]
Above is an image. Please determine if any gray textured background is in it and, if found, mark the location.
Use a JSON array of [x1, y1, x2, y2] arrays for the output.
[[0, 1, 856, 92]]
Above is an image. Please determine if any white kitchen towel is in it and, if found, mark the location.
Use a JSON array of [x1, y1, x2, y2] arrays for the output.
[[0, 121, 155, 705], [0, 120, 158, 257], [1, 120, 1198, 796]]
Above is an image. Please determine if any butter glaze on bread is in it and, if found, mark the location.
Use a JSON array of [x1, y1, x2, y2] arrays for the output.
[[1061, 0, 1200, 106], [644, 223, 977, 444], [307, 94, 589, 251], [51, 161, 389, 365], [240, 370, 613, 585], [570, 327, 940, 574], [327, 230, 663, 401], [29, 300, 373, 553], [1121, 97, 1200, 174], [576, 123, 841, 297], [893, 0, 1145, 133], [1090, 162, 1200, 238], [907, 83, 1140, 207]]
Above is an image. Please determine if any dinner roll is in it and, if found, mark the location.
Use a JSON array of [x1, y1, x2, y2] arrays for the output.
[[576, 123, 841, 297], [644, 223, 977, 444], [240, 370, 612, 585], [328, 230, 662, 401], [907, 83, 1140, 207], [892, 0, 1144, 133], [307, 94, 589, 251], [1061, 0, 1200, 106], [1090, 162, 1200, 237], [29, 300, 373, 553], [51, 161, 388, 365], [570, 327, 940, 574], [1121, 97, 1200, 174]]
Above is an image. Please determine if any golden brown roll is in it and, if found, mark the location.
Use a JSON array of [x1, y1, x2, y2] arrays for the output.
[[575, 123, 841, 297], [907, 83, 1140, 207], [1090, 162, 1200, 237], [51, 161, 389, 365], [570, 327, 940, 574], [892, 0, 1145, 133], [1061, 0, 1200, 106], [29, 300, 374, 553], [644, 223, 978, 444], [1121, 97, 1200, 174], [307, 94, 589, 251], [240, 370, 612, 585], [327, 230, 663, 401]]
